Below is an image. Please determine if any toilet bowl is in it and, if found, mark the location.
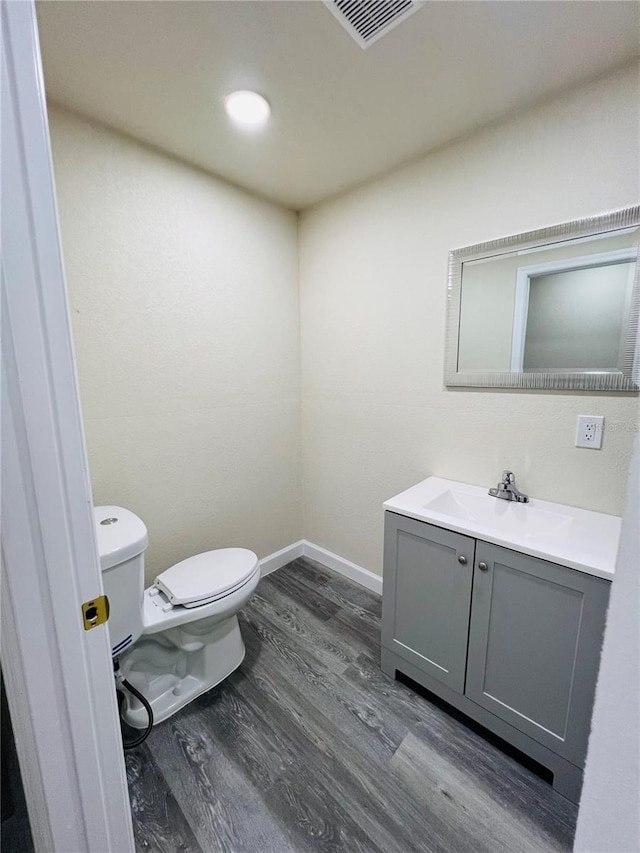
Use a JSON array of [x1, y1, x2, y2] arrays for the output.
[[94, 505, 260, 727]]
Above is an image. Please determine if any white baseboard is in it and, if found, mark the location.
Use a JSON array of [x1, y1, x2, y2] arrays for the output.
[[302, 541, 383, 595], [259, 539, 383, 595], [259, 540, 304, 576]]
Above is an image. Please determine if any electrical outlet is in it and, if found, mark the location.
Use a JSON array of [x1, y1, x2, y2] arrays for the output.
[[575, 415, 604, 449]]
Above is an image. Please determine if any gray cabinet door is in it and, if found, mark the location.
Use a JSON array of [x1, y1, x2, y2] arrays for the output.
[[382, 513, 475, 693], [466, 542, 610, 766]]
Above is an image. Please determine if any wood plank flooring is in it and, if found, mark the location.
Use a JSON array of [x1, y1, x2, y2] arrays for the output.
[[125, 558, 577, 853]]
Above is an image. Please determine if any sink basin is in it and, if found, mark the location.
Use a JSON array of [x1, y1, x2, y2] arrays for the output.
[[383, 477, 621, 579], [424, 489, 574, 542]]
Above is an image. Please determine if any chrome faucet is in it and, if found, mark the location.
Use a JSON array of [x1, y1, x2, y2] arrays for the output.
[[489, 470, 529, 503]]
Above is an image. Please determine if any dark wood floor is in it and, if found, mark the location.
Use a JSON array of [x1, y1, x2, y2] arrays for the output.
[[125, 558, 577, 853]]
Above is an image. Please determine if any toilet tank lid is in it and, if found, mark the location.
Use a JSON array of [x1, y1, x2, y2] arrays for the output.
[[93, 506, 148, 571]]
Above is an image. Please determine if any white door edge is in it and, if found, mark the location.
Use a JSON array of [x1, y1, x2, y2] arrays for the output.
[[1, 3, 134, 851]]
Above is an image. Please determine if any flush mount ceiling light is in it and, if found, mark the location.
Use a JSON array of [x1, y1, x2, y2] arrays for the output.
[[224, 90, 271, 128]]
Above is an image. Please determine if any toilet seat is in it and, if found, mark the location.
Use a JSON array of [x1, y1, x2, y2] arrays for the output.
[[142, 556, 261, 636], [154, 548, 259, 608]]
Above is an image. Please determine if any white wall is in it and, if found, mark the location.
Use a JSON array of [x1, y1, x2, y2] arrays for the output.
[[49, 106, 302, 582], [574, 433, 639, 852], [299, 63, 640, 575]]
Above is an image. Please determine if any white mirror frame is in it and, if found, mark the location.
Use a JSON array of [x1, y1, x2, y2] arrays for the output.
[[444, 205, 640, 391]]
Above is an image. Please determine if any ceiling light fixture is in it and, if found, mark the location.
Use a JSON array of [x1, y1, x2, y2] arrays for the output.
[[224, 90, 271, 128]]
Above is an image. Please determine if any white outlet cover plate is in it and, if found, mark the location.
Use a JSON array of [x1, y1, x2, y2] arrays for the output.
[[575, 415, 604, 449]]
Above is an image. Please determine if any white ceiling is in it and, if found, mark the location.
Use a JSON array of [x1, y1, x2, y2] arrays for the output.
[[37, 1, 640, 210]]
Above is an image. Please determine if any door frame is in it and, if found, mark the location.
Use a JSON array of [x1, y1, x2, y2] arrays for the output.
[[1, 3, 134, 850]]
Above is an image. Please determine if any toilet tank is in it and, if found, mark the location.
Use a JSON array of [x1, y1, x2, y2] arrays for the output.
[[93, 506, 148, 657]]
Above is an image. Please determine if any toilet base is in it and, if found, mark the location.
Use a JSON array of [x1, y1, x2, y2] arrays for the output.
[[118, 614, 245, 728]]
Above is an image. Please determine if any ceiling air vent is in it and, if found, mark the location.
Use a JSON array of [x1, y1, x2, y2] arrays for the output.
[[325, 0, 422, 49]]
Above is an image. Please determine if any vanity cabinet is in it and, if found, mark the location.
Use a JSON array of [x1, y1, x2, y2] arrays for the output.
[[382, 511, 610, 802], [381, 514, 475, 692], [466, 541, 609, 766]]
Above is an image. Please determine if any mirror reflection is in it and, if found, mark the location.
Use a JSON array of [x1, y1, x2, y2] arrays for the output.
[[458, 227, 637, 375]]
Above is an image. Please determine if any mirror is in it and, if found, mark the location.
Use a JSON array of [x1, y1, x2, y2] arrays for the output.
[[444, 206, 640, 390]]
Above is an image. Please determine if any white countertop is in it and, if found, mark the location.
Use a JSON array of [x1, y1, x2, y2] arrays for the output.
[[383, 477, 621, 581]]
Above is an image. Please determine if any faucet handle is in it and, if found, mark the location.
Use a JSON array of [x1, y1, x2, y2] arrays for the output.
[[502, 470, 515, 484]]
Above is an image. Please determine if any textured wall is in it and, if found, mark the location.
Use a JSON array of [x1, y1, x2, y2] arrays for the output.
[[50, 106, 302, 583], [574, 433, 639, 852], [299, 64, 640, 576]]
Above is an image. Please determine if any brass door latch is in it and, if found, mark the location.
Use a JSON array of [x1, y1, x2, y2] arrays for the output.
[[81, 595, 110, 630]]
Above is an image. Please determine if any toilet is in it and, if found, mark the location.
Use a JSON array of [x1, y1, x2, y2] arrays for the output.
[[94, 505, 260, 728]]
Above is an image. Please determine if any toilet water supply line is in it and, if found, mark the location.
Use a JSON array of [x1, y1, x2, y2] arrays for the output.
[[113, 659, 154, 750]]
